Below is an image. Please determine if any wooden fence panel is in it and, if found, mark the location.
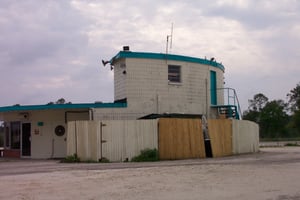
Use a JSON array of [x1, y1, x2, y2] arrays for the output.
[[158, 118, 206, 160], [208, 119, 232, 157]]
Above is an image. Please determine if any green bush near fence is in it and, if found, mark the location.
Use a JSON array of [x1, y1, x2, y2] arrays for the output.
[[62, 154, 80, 163], [131, 148, 159, 162]]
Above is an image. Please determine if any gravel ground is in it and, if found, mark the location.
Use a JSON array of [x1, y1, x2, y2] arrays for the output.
[[0, 147, 300, 200]]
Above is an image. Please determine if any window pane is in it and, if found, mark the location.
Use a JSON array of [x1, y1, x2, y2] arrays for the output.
[[10, 122, 20, 149], [168, 65, 181, 83]]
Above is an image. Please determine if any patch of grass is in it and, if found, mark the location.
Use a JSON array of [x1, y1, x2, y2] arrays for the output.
[[260, 138, 300, 142], [61, 154, 110, 163], [131, 148, 159, 162], [284, 143, 300, 147], [98, 157, 110, 163], [61, 154, 80, 163]]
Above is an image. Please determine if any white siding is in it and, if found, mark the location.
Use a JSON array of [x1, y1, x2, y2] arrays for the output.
[[114, 59, 127, 101], [102, 120, 158, 162], [67, 120, 158, 162], [232, 119, 259, 154], [104, 57, 224, 120]]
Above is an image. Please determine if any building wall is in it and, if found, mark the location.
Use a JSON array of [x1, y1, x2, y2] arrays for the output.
[[97, 57, 224, 120], [2, 109, 89, 158], [114, 58, 127, 101]]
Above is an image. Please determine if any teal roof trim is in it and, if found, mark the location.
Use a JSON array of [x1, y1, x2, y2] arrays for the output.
[[111, 51, 225, 71], [0, 102, 127, 112]]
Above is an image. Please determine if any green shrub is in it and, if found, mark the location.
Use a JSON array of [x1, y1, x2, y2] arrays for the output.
[[98, 157, 110, 163], [62, 154, 80, 163], [285, 143, 300, 147], [131, 148, 159, 162]]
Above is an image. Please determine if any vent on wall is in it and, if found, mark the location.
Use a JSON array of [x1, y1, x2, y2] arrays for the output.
[[19, 112, 29, 120]]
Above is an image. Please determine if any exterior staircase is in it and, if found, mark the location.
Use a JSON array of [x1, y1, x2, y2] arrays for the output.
[[215, 105, 239, 119], [211, 88, 242, 120]]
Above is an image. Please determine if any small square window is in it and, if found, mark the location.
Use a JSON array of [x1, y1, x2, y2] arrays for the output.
[[168, 65, 181, 83]]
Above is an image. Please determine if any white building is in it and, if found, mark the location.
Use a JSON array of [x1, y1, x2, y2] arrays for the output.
[[0, 48, 241, 158]]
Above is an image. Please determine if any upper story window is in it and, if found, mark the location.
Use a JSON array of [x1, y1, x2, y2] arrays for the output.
[[168, 65, 181, 83]]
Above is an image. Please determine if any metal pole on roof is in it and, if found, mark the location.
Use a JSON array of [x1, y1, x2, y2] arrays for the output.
[[166, 23, 173, 55]]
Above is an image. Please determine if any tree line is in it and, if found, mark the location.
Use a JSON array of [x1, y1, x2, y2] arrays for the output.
[[243, 82, 300, 139]]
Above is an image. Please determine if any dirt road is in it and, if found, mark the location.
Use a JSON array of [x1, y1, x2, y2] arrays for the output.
[[1, 147, 300, 200]]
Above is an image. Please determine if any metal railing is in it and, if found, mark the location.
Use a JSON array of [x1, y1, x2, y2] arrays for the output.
[[215, 87, 243, 119]]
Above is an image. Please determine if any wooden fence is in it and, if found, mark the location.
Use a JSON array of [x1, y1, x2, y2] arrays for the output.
[[158, 118, 206, 160], [67, 119, 259, 162], [208, 119, 233, 157]]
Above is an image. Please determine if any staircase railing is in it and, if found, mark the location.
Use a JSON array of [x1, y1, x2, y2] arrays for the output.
[[215, 87, 243, 119]]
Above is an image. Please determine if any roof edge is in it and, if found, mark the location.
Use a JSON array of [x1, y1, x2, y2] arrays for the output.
[[111, 51, 225, 71], [0, 102, 127, 112]]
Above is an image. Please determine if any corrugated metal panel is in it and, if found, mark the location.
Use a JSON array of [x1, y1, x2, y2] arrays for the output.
[[124, 120, 158, 160], [232, 120, 259, 154], [158, 118, 206, 160], [88, 121, 101, 161], [67, 121, 76, 156], [101, 120, 125, 162], [102, 120, 158, 162], [75, 121, 89, 160], [67, 120, 158, 162], [67, 121, 101, 161], [208, 119, 232, 157]]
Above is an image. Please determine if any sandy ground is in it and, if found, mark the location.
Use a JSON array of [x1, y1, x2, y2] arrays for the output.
[[1, 147, 300, 200]]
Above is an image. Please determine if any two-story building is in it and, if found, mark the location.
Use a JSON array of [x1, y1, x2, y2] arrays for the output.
[[0, 47, 241, 158]]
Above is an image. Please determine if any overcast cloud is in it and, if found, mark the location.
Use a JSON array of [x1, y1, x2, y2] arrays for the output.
[[0, 0, 299, 111]]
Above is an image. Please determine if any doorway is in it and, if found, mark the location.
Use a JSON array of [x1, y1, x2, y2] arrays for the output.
[[22, 123, 31, 156], [210, 71, 217, 105]]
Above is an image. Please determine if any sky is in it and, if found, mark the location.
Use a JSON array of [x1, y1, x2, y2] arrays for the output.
[[0, 0, 299, 112]]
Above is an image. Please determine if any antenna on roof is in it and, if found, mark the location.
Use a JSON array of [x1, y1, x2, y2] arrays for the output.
[[166, 23, 173, 55]]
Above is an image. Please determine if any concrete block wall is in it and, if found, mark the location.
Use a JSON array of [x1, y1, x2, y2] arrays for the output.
[[111, 57, 224, 119]]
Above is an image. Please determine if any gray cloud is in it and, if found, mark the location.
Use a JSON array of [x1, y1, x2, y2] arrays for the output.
[[0, 0, 299, 111]]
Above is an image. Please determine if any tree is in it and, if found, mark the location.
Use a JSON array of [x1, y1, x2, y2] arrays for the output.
[[259, 100, 289, 138], [56, 98, 66, 104], [293, 111, 300, 133], [287, 83, 300, 133], [243, 94, 289, 138], [243, 109, 260, 122], [287, 82, 300, 112], [47, 98, 72, 105], [243, 93, 269, 123], [248, 93, 268, 112]]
